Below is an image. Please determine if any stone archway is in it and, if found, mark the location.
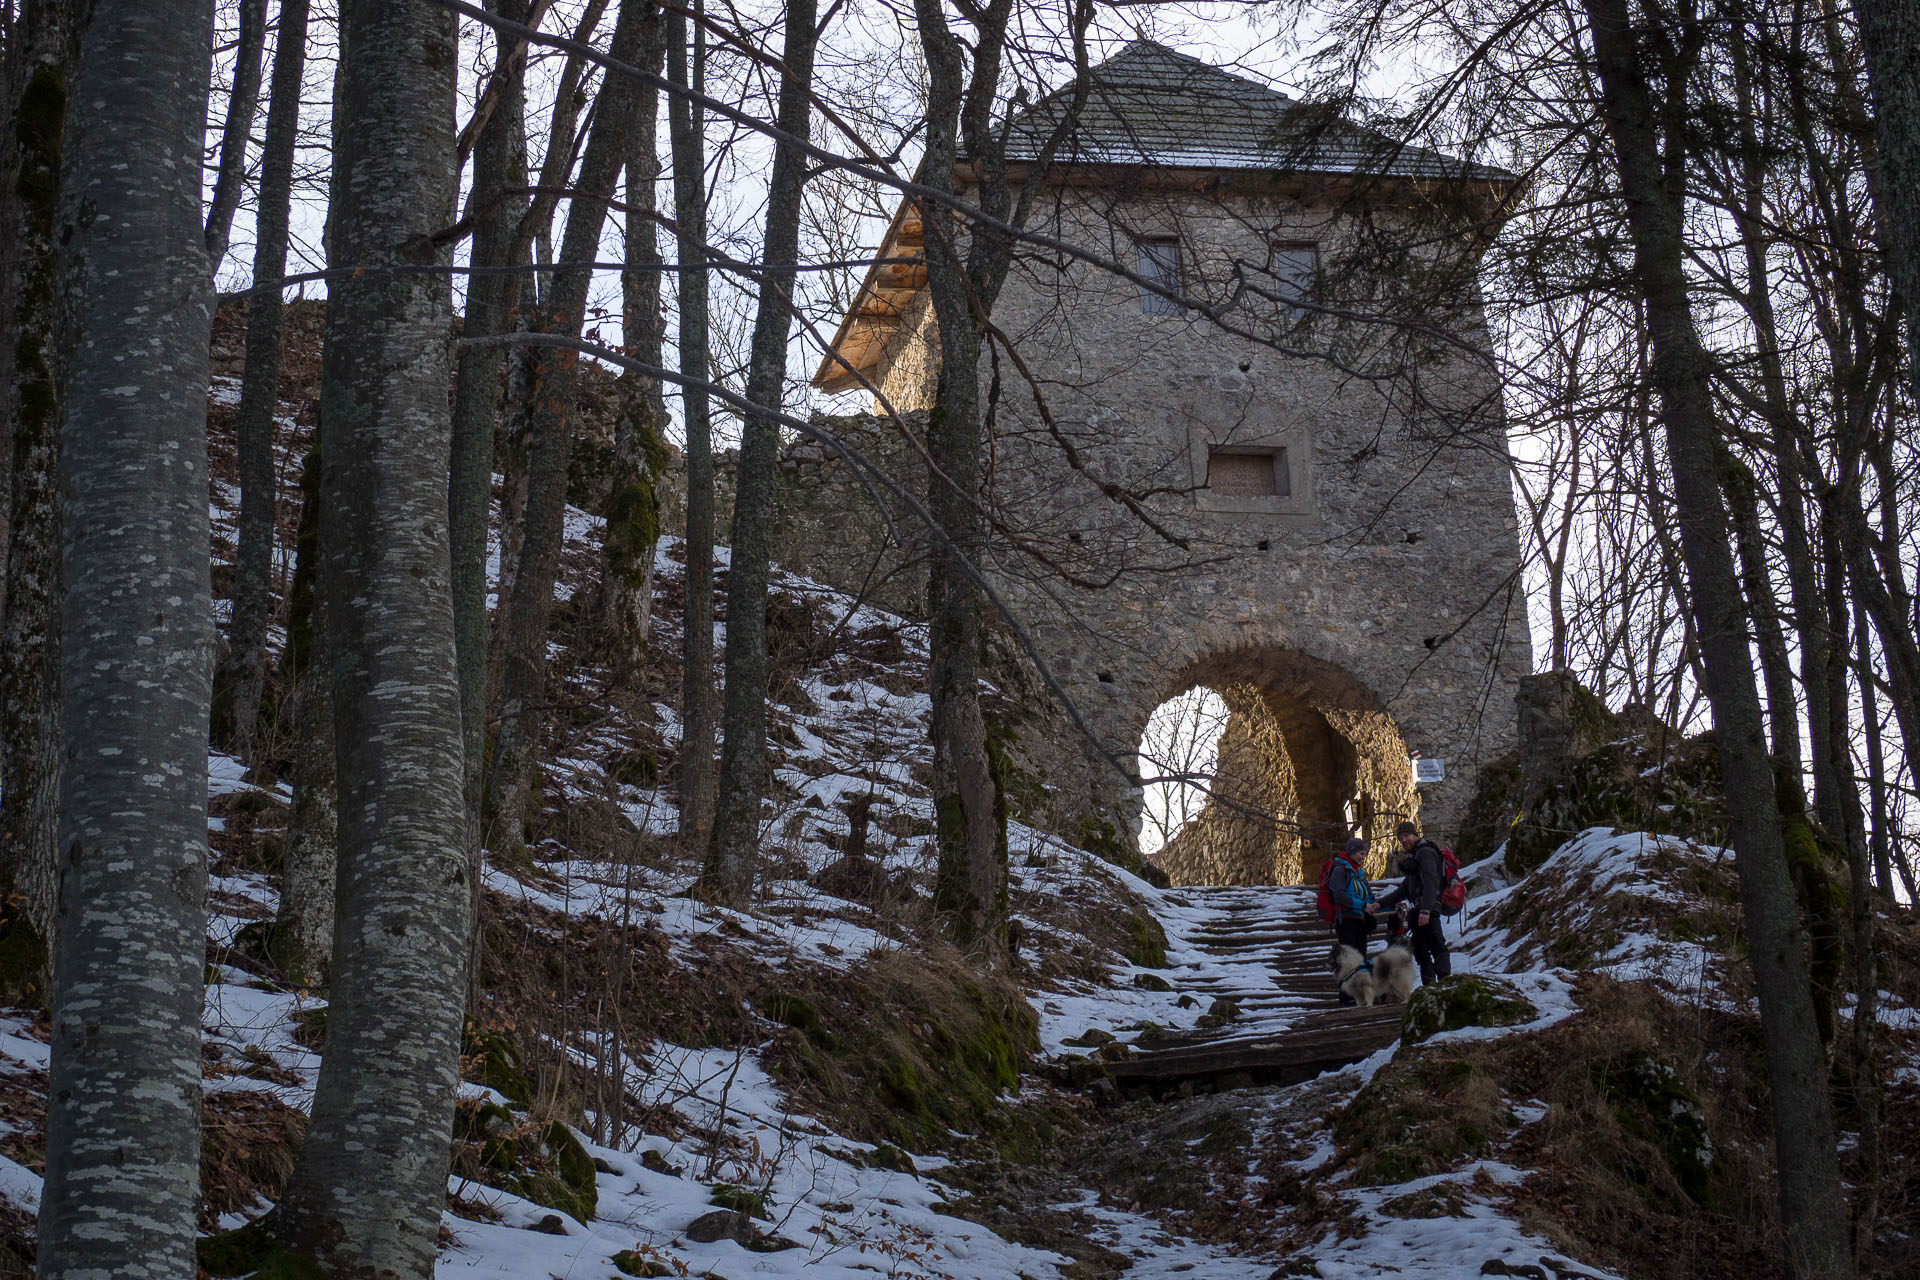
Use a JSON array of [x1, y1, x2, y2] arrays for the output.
[[1140, 649, 1415, 886]]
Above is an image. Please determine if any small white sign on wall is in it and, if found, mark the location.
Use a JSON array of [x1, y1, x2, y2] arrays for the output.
[[1412, 757, 1446, 784]]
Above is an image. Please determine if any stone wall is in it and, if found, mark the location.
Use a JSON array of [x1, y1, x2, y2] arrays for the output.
[[792, 173, 1532, 875], [773, 413, 930, 620]]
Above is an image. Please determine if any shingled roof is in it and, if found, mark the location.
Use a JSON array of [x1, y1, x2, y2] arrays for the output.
[[813, 41, 1509, 392], [1003, 39, 1507, 180]]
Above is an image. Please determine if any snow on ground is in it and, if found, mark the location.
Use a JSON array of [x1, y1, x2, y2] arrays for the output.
[[5, 374, 1882, 1276], [1460, 827, 1735, 1005]]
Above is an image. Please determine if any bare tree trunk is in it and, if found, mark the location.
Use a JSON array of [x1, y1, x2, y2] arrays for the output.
[[0, 0, 72, 1002], [1856, 0, 1920, 406], [38, 1, 215, 1275], [1725, 32, 1823, 796], [267, 1, 468, 1273], [451, 0, 532, 982], [1585, 0, 1853, 1274], [910, 0, 1089, 955], [272, 445, 334, 983], [1857, 605, 1895, 899], [222, 0, 308, 762], [486, 0, 648, 864], [1837, 468, 1920, 822], [596, 5, 668, 680], [913, 0, 1005, 955], [203, 0, 265, 277], [701, 0, 820, 904], [1840, 601, 1881, 1260], [668, 0, 717, 853], [480, 2, 601, 709], [1721, 447, 1800, 772]]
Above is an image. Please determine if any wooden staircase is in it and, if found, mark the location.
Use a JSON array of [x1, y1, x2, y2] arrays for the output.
[[1108, 886, 1404, 1094]]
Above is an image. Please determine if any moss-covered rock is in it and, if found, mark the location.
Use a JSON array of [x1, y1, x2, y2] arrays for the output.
[[1335, 1055, 1516, 1186], [611, 1248, 677, 1277], [1462, 675, 1728, 876], [1074, 816, 1171, 888], [1124, 910, 1169, 969], [708, 1183, 773, 1220], [462, 1023, 534, 1106], [452, 1099, 598, 1223], [1592, 1051, 1717, 1206], [1402, 976, 1535, 1045], [761, 956, 1041, 1158]]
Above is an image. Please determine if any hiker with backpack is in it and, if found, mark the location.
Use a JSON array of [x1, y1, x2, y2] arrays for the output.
[[1317, 838, 1377, 1004], [1368, 821, 1459, 985]]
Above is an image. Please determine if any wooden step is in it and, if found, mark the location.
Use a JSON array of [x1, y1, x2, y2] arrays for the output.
[[1108, 1008, 1402, 1093], [1106, 886, 1404, 1093]]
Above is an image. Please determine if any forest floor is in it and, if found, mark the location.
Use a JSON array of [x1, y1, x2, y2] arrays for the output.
[[0, 348, 1916, 1279]]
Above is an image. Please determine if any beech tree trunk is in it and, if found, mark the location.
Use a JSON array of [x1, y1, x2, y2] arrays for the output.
[[0, 0, 72, 1001], [597, 7, 669, 680], [701, 0, 820, 903], [223, 0, 308, 762], [203, 0, 265, 277], [486, 0, 648, 863], [267, 2, 469, 1273], [272, 445, 334, 984], [38, 1, 215, 1275], [1584, 0, 1853, 1273], [668, 0, 718, 853]]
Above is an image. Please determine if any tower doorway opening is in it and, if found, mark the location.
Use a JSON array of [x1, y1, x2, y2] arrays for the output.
[[1133, 651, 1415, 886]]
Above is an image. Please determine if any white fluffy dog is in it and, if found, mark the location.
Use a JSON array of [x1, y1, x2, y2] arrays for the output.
[[1331, 944, 1376, 1007], [1372, 940, 1417, 1003]]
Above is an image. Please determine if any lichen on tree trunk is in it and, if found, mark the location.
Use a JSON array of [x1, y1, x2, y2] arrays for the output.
[[39, 1, 216, 1274], [266, 2, 472, 1274]]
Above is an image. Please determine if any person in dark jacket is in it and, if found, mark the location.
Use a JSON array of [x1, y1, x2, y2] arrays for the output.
[[1369, 821, 1452, 984]]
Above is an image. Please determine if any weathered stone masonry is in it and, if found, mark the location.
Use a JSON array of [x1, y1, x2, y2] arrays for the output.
[[791, 42, 1533, 883]]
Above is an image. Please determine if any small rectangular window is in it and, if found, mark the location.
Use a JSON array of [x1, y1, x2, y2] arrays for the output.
[[1138, 238, 1183, 315], [1271, 242, 1317, 310], [1207, 448, 1291, 498]]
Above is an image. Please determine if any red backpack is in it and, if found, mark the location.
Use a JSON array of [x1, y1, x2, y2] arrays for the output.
[[1315, 855, 1342, 923], [1316, 850, 1370, 923], [1437, 846, 1467, 913]]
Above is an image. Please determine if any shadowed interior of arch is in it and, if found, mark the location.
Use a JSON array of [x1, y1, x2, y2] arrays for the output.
[[1134, 649, 1415, 886]]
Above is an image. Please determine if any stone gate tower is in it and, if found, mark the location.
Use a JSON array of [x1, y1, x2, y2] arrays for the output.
[[801, 41, 1532, 883]]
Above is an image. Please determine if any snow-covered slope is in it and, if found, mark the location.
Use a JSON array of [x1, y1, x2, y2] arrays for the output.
[[1, 366, 1915, 1279]]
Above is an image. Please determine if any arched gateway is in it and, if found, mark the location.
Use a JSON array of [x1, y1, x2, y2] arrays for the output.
[[793, 41, 1533, 878], [1140, 647, 1416, 885]]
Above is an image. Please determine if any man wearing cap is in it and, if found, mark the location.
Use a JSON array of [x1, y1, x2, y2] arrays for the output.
[[1370, 821, 1452, 984]]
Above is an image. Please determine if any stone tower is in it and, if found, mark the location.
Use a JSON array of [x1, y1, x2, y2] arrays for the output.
[[802, 41, 1532, 883]]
